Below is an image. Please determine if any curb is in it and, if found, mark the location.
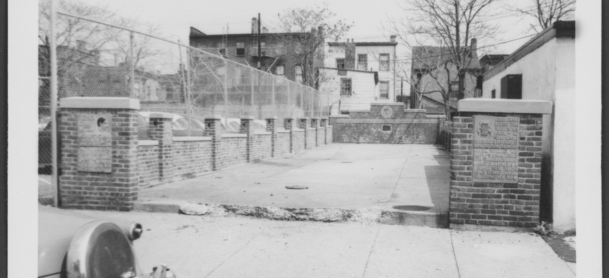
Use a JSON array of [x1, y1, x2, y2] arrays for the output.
[[133, 201, 449, 228]]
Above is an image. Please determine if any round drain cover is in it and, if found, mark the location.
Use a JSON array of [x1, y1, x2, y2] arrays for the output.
[[392, 205, 431, 211]]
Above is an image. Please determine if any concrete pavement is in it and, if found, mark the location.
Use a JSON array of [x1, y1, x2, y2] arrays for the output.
[[136, 144, 451, 227], [72, 209, 576, 278]]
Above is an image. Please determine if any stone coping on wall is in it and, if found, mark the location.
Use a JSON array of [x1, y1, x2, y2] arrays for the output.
[[138, 140, 159, 146], [254, 131, 272, 135], [404, 109, 427, 113], [277, 130, 290, 133], [330, 115, 350, 118], [334, 119, 438, 124], [370, 102, 406, 106], [457, 99, 552, 114], [60, 97, 140, 109], [221, 133, 247, 138], [173, 136, 212, 142], [426, 115, 446, 119]]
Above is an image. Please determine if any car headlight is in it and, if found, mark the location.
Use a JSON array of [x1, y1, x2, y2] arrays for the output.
[[66, 221, 139, 278]]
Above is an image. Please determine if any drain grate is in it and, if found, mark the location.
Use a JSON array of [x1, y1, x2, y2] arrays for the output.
[[392, 205, 431, 211]]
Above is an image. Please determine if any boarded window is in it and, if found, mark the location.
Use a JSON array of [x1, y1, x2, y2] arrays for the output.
[[379, 54, 390, 71], [379, 81, 389, 99], [336, 58, 345, 69], [357, 54, 367, 71], [340, 78, 352, 96], [382, 125, 391, 131], [236, 42, 245, 56]]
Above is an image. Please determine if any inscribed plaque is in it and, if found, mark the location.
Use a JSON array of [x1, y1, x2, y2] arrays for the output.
[[473, 116, 519, 183], [77, 113, 113, 173]]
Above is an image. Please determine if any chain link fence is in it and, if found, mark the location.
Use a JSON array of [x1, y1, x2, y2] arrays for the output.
[[47, 12, 329, 143]]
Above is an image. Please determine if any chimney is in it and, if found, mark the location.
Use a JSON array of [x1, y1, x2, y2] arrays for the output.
[[470, 38, 478, 57], [390, 35, 396, 43], [252, 17, 258, 34], [262, 26, 268, 33]]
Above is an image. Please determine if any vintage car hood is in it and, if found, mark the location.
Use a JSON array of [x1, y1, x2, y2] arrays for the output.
[[38, 206, 97, 277]]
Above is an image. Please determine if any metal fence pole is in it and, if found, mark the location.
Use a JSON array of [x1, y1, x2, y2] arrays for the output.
[[49, 0, 59, 207], [130, 32, 135, 98]]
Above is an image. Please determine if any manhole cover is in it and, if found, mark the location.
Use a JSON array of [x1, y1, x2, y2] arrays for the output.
[[285, 185, 308, 190], [392, 205, 431, 211]]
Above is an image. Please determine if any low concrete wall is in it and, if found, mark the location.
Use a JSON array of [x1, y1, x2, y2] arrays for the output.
[[330, 103, 442, 144]]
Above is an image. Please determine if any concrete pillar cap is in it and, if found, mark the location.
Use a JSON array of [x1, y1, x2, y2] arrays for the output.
[[204, 115, 223, 120], [266, 116, 278, 120], [240, 116, 255, 120]]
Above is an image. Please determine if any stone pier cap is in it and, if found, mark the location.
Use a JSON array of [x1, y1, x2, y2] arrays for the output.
[[457, 99, 552, 114], [60, 97, 140, 109]]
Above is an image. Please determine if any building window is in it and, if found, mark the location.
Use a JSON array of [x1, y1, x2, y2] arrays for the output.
[[340, 78, 352, 96], [382, 125, 391, 131], [336, 58, 345, 69], [217, 42, 226, 56], [236, 42, 245, 56], [491, 89, 496, 98], [379, 81, 389, 99], [295, 66, 303, 83], [275, 65, 284, 76], [379, 54, 390, 71], [357, 54, 367, 71]]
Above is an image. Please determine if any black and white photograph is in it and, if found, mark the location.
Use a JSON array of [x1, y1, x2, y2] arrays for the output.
[[5, 0, 603, 277]]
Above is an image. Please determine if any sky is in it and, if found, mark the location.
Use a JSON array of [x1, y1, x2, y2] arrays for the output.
[[74, 0, 544, 58]]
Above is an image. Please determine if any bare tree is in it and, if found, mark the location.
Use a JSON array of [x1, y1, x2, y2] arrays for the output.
[[509, 0, 575, 33], [390, 0, 497, 119]]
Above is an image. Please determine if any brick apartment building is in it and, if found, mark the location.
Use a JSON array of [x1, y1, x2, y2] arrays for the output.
[[189, 17, 324, 85]]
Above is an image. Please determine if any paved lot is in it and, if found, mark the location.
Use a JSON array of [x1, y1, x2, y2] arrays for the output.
[[71, 209, 576, 278], [138, 144, 451, 215]]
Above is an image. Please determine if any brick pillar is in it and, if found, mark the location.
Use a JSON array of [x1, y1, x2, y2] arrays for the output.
[[148, 113, 174, 182], [284, 118, 294, 153], [311, 118, 319, 147], [241, 116, 255, 162], [58, 97, 139, 211], [320, 118, 328, 145], [449, 99, 551, 230], [299, 117, 309, 149], [204, 115, 222, 170], [266, 117, 278, 157]]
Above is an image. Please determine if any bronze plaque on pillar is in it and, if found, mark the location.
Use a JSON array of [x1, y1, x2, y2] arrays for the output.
[[473, 115, 519, 183], [77, 113, 112, 173]]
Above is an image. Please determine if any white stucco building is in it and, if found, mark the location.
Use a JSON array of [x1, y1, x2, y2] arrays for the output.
[[320, 37, 398, 114], [482, 21, 575, 233]]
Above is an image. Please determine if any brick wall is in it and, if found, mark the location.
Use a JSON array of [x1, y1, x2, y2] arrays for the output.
[[59, 108, 139, 211], [173, 140, 213, 179], [253, 133, 272, 161], [216, 136, 247, 169], [275, 131, 290, 156], [292, 130, 305, 153], [138, 144, 161, 188], [449, 113, 543, 228], [306, 128, 316, 149]]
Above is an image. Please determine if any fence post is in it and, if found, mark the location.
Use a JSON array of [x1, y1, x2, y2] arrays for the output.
[[241, 116, 255, 162], [266, 117, 278, 157], [49, 0, 59, 207], [284, 118, 294, 153], [148, 113, 174, 182], [204, 115, 223, 170]]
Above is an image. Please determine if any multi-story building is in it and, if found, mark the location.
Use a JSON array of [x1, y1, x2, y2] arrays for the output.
[[409, 39, 482, 115], [189, 17, 323, 85], [320, 36, 398, 114]]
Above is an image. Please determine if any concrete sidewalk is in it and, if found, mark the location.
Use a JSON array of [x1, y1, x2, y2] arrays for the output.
[[136, 144, 451, 227], [74, 210, 576, 278]]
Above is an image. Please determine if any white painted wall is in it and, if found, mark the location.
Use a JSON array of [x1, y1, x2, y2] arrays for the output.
[[324, 43, 397, 101], [481, 37, 575, 232], [319, 68, 377, 114]]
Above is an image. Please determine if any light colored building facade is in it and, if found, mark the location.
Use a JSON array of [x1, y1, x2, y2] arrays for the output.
[[482, 21, 575, 233], [321, 37, 397, 114]]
